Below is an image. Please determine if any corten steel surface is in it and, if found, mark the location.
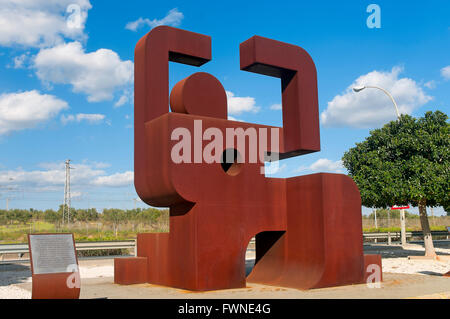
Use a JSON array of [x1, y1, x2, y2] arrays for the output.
[[115, 257, 148, 285], [116, 25, 382, 291], [28, 233, 80, 299]]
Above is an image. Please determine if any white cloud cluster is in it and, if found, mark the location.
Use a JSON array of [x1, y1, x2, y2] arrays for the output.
[[0, 90, 68, 135], [34, 41, 133, 102], [270, 103, 282, 110], [11, 53, 31, 69], [296, 159, 344, 174], [125, 8, 183, 31], [423, 80, 436, 89], [0, 0, 91, 48], [441, 66, 450, 80], [91, 171, 134, 187], [226, 91, 260, 115], [61, 113, 105, 125], [0, 162, 133, 188], [114, 89, 133, 107], [320, 67, 432, 128]]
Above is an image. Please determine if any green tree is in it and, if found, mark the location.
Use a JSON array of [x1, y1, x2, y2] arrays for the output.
[[13, 209, 33, 224], [102, 208, 125, 237], [342, 111, 449, 257], [0, 210, 7, 225], [43, 209, 59, 223], [444, 203, 450, 216], [74, 208, 98, 222]]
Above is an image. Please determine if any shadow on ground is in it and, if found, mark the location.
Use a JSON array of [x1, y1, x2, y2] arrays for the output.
[[364, 241, 450, 259], [0, 263, 31, 286]]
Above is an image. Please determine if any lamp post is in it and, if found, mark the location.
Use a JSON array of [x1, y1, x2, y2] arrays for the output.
[[353, 85, 407, 247]]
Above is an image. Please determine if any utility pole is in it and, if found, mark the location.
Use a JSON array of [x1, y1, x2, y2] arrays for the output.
[[2, 177, 14, 211], [400, 209, 407, 246], [373, 209, 378, 243], [374, 209, 378, 228], [387, 209, 391, 245], [62, 159, 72, 224]]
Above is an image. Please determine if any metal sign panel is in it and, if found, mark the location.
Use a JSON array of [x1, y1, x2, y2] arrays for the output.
[[29, 234, 77, 275], [391, 205, 410, 210]]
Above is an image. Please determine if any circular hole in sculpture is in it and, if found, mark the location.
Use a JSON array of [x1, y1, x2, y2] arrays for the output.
[[220, 149, 242, 176]]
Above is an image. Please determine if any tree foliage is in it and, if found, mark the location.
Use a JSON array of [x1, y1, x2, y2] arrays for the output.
[[342, 111, 449, 209], [0, 207, 168, 225]]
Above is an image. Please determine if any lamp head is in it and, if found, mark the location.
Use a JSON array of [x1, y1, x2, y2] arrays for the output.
[[353, 86, 366, 92]]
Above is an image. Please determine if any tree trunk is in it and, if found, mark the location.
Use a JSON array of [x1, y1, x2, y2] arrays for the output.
[[418, 199, 436, 257]]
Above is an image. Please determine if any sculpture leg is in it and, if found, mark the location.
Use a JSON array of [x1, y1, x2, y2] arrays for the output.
[[134, 203, 250, 291], [248, 173, 368, 289]]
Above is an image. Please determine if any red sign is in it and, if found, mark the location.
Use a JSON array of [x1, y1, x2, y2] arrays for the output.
[[391, 205, 410, 210]]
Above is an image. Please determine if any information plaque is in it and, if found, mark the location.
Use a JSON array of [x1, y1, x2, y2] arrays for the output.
[[29, 234, 77, 274]]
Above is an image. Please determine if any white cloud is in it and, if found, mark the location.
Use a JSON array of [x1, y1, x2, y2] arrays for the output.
[[34, 41, 133, 102], [228, 115, 243, 122], [270, 103, 282, 110], [71, 191, 82, 198], [0, 0, 91, 48], [423, 80, 436, 89], [125, 8, 183, 31], [321, 67, 432, 128], [0, 90, 68, 135], [92, 171, 133, 187], [61, 113, 105, 125], [441, 66, 450, 80], [295, 159, 344, 174], [11, 53, 31, 69], [0, 162, 133, 188], [114, 89, 133, 107], [226, 91, 260, 115]]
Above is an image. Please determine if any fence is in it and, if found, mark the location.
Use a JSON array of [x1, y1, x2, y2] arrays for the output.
[[362, 216, 450, 230]]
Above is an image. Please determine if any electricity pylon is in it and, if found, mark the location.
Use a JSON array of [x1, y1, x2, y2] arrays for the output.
[[62, 159, 72, 224]]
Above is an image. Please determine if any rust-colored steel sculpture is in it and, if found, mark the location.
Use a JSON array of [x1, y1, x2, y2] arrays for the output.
[[114, 26, 382, 291]]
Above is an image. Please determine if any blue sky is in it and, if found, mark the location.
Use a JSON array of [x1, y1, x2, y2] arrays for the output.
[[0, 1, 448, 215]]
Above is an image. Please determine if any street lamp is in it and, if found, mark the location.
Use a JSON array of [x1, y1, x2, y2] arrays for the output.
[[353, 85, 407, 247], [352, 85, 401, 118]]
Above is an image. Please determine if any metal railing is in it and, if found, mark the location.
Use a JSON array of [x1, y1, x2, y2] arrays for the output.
[[1, 230, 448, 261]]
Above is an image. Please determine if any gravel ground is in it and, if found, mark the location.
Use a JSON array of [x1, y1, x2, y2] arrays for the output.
[[0, 285, 31, 299], [0, 260, 116, 299], [1, 242, 449, 299], [381, 243, 450, 276]]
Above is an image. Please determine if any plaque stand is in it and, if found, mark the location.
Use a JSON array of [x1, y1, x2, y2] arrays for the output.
[[28, 233, 80, 299]]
